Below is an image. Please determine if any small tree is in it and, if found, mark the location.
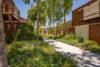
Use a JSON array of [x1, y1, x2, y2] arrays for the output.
[[22, 0, 40, 40], [61, 0, 73, 35]]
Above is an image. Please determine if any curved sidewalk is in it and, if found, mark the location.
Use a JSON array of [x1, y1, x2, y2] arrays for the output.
[[44, 37, 100, 67]]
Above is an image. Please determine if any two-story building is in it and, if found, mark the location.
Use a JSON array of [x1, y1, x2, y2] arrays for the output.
[[72, 0, 100, 44], [2, 0, 28, 40]]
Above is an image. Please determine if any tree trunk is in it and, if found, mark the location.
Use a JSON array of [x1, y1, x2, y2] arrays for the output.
[[0, 0, 8, 67], [63, 11, 66, 35], [36, 0, 40, 40], [52, 16, 56, 38]]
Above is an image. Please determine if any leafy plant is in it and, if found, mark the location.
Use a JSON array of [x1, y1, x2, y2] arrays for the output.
[[68, 39, 79, 45], [89, 45, 100, 54], [77, 37, 84, 43], [64, 33, 75, 40], [15, 23, 36, 41], [8, 41, 76, 67], [6, 37, 12, 44], [83, 40, 99, 49]]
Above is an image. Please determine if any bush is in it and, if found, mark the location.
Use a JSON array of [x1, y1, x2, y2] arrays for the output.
[[68, 39, 79, 45], [64, 33, 75, 40], [6, 37, 12, 44], [83, 40, 99, 49], [89, 45, 100, 54], [8, 41, 76, 67], [15, 23, 36, 41], [77, 37, 84, 43], [43, 34, 54, 39], [82, 40, 100, 54]]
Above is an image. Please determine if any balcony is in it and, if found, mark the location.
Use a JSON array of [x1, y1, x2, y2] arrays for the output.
[[2, 0, 20, 21]]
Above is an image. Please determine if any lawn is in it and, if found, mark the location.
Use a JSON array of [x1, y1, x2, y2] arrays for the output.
[[7, 41, 76, 67]]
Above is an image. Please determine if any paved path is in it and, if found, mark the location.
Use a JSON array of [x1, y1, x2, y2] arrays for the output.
[[44, 37, 100, 67]]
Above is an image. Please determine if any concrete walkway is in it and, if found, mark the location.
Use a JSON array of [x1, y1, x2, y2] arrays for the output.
[[44, 37, 100, 67]]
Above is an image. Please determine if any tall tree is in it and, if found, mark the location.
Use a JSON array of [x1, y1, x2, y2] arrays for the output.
[[22, 0, 40, 40], [61, 0, 73, 35], [45, 0, 62, 37], [28, 3, 47, 26], [0, 0, 8, 67]]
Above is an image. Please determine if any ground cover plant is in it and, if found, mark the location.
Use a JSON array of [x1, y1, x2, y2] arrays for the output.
[[7, 41, 76, 67], [47, 33, 100, 54]]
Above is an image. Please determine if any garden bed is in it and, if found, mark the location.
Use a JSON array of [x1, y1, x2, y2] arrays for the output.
[[46, 33, 100, 55], [7, 41, 76, 67], [55, 36, 100, 54]]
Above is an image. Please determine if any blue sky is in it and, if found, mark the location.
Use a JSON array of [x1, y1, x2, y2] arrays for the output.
[[14, 0, 90, 21]]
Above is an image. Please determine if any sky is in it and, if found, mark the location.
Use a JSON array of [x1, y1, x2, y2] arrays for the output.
[[14, 0, 90, 21]]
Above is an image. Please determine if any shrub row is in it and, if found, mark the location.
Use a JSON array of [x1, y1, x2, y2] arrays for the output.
[[55, 33, 100, 54]]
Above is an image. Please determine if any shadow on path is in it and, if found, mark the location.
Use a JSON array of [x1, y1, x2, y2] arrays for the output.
[[44, 37, 100, 67]]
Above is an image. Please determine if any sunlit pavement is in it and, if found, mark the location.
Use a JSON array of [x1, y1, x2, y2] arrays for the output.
[[44, 37, 100, 67]]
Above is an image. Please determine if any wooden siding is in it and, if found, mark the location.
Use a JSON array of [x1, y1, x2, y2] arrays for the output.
[[72, 0, 100, 26], [89, 23, 100, 44], [84, 0, 100, 20], [2, 0, 20, 21], [4, 22, 22, 39], [75, 25, 89, 41], [2, 0, 21, 40], [68, 26, 75, 34], [72, 10, 83, 26], [70, 23, 100, 44], [72, 11, 79, 26]]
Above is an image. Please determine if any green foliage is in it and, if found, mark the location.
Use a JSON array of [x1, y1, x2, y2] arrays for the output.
[[89, 45, 100, 54], [62, 22, 68, 31], [22, 0, 38, 4], [83, 40, 99, 49], [15, 23, 36, 41], [8, 41, 76, 67], [83, 40, 100, 54], [43, 34, 54, 39], [77, 37, 84, 43], [68, 39, 79, 45], [56, 35, 100, 54], [6, 37, 12, 44], [62, 0, 73, 15], [28, 3, 47, 25], [64, 33, 75, 40], [48, 27, 53, 34]]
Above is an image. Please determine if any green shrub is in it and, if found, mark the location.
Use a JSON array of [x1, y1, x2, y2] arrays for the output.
[[82, 40, 100, 54], [89, 45, 100, 54], [67, 39, 79, 45], [8, 41, 76, 67], [83, 40, 99, 49], [38, 35, 43, 41], [67, 39, 83, 46], [77, 37, 84, 43], [17, 32, 36, 41], [64, 33, 75, 40], [14, 23, 36, 41], [6, 37, 12, 44]]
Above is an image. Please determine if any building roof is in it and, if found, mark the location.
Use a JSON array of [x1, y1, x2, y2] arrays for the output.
[[67, 20, 72, 26], [73, 0, 98, 11], [41, 26, 50, 29], [20, 17, 29, 23]]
